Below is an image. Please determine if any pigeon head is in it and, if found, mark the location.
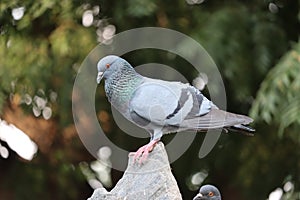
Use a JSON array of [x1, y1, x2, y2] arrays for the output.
[[193, 185, 221, 200], [96, 55, 121, 84]]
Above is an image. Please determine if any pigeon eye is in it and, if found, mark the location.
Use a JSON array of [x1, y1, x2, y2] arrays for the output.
[[208, 192, 214, 197], [106, 63, 110, 68]]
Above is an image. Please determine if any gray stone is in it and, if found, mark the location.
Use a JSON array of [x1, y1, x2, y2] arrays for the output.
[[88, 142, 182, 200]]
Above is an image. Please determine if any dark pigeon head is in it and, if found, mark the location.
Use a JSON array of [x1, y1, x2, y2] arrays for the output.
[[193, 185, 221, 200]]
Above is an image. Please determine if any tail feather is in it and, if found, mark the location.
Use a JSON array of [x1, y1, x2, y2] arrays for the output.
[[179, 108, 254, 135], [226, 124, 255, 136]]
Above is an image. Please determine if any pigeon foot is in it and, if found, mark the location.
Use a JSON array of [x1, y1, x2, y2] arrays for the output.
[[131, 140, 159, 164]]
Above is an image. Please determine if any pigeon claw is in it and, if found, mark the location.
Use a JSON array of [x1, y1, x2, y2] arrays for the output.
[[132, 140, 159, 164]]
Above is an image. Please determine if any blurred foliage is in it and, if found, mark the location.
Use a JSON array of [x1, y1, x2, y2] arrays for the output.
[[0, 0, 299, 199], [197, 5, 287, 102], [251, 41, 300, 138]]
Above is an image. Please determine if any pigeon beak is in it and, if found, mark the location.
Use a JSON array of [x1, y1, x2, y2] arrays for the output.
[[193, 193, 204, 200], [97, 71, 104, 84]]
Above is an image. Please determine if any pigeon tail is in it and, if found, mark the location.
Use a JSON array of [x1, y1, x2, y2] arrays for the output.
[[226, 124, 255, 136], [179, 109, 254, 135]]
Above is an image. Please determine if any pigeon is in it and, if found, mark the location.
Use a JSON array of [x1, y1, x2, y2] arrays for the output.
[[193, 185, 221, 200], [96, 55, 254, 161]]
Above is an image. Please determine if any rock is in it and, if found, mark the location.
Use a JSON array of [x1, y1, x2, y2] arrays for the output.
[[88, 142, 182, 200]]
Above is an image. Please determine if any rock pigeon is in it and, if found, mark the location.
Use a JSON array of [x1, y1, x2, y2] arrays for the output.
[[193, 185, 221, 200], [96, 55, 254, 161]]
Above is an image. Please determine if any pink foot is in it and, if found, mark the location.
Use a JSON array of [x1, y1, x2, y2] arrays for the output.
[[130, 140, 159, 164]]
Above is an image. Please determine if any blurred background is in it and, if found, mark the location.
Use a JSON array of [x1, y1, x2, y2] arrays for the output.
[[0, 0, 299, 199]]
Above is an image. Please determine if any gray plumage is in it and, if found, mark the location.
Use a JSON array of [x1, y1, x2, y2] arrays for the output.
[[96, 55, 254, 157], [193, 185, 221, 200]]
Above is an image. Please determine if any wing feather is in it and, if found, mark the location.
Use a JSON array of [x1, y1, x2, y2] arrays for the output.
[[128, 78, 253, 132], [180, 108, 253, 130]]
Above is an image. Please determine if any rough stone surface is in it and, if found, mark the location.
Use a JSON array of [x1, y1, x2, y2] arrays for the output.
[[88, 142, 182, 200]]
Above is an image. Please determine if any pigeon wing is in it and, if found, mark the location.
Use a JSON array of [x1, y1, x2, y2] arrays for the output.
[[128, 79, 207, 127], [128, 78, 253, 132], [179, 108, 253, 131]]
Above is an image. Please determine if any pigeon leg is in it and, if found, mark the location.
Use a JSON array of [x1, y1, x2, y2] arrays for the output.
[[132, 139, 159, 163]]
